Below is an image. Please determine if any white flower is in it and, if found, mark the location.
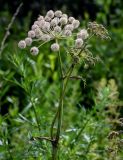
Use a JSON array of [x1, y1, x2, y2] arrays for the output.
[[75, 38, 83, 48], [28, 30, 35, 38], [25, 37, 32, 46], [51, 43, 60, 52], [18, 10, 88, 54], [37, 20, 45, 28], [37, 15, 44, 21], [63, 30, 72, 36], [55, 10, 62, 17], [60, 17, 68, 25], [30, 47, 39, 55], [77, 29, 89, 39], [45, 16, 51, 22], [62, 14, 68, 18], [54, 26, 61, 33], [68, 17, 75, 23], [42, 22, 50, 32], [34, 28, 42, 38], [34, 21, 40, 25], [31, 24, 39, 30], [46, 10, 54, 18], [18, 40, 26, 49], [41, 34, 51, 41], [72, 20, 80, 29], [50, 18, 59, 27], [64, 24, 74, 31]]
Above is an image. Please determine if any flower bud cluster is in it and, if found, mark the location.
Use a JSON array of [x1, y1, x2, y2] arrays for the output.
[[88, 21, 110, 40], [74, 29, 89, 49], [18, 10, 82, 55]]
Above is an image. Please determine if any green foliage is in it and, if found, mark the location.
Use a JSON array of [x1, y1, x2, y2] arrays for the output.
[[0, 5, 123, 160]]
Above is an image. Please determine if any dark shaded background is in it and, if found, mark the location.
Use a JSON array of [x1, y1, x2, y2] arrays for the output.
[[0, 0, 123, 26]]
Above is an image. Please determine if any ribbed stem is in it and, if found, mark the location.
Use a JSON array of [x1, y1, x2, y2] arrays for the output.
[[50, 39, 75, 159]]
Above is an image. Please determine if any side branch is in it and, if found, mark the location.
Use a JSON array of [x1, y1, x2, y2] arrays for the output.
[[30, 136, 54, 143], [0, 3, 23, 57]]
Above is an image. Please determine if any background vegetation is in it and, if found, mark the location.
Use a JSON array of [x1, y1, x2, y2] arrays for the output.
[[0, 0, 123, 159]]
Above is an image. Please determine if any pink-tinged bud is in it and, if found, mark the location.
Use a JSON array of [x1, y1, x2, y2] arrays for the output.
[[45, 16, 51, 22], [51, 43, 60, 52], [46, 10, 54, 18], [30, 47, 39, 55], [37, 15, 44, 21], [34, 21, 40, 25], [50, 18, 59, 27], [55, 10, 62, 17], [54, 26, 61, 33], [64, 24, 74, 31], [28, 30, 35, 38], [72, 20, 80, 29], [31, 24, 39, 30], [60, 17, 68, 25], [75, 38, 83, 48], [42, 22, 50, 32], [25, 37, 32, 46], [18, 40, 26, 49], [62, 14, 68, 18], [68, 17, 75, 23], [34, 28, 42, 38], [41, 34, 51, 41], [37, 20, 45, 28], [63, 30, 72, 36], [77, 29, 89, 39]]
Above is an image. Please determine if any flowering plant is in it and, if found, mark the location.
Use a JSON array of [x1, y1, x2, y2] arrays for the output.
[[18, 10, 110, 160]]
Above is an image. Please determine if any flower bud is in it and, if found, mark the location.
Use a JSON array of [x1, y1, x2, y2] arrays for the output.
[[54, 26, 61, 33], [55, 10, 62, 17], [31, 24, 39, 30], [51, 43, 59, 52], [37, 20, 45, 28], [18, 40, 26, 49], [62, 14, 68, 18], [46, 10, 54, 18], [30, 47, 39, 55], [37, 15, 44, 21], [34, 21, 40, 25], [34, 28, 42, 38], [42, 22, 50, 32], [64, 24, 74, 31], [41, 34, 51, 41], [75, 38, 83, 48], [68, 17, 75, 23], [60, 17, 68, 25], [28, 30, 35, 38], [77, 29, 89, 39], [72, 20, 80, 29], [25, 37, 32, 46], [50, 18, 59, 27], [63, 30, 72, 36], [45, 16, 51, 22]]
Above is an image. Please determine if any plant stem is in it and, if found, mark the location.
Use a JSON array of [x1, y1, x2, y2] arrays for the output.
[[50, 49, 63, 139], [50, 37, 75, 159], [50, 63, 72, 139], [70, 118, 90, 149], [51, 60, 74, 159], [51, 49, 64, 160], [56, 65, 74, 140], [52, 142, 58, 160], [31, 99, 41, 132]]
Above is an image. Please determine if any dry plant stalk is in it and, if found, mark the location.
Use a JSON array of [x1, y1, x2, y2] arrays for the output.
[[0, 3, 23, 57]]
